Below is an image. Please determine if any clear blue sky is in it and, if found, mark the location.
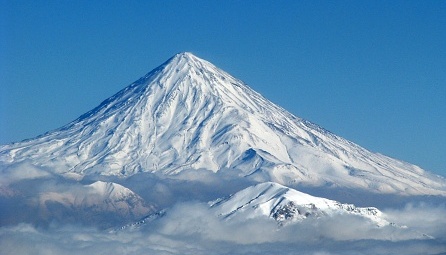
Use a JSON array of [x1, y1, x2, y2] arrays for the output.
[[1, 1, 445, 176]]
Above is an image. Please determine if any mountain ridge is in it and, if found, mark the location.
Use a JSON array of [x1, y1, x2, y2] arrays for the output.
[[210, 182, 389, 226]]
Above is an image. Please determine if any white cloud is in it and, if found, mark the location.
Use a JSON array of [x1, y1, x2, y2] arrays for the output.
[[1, 219, 445, 255], [383, 202, 446, 240], [0, 161, 51, 186], [1, 168, 445, 255]]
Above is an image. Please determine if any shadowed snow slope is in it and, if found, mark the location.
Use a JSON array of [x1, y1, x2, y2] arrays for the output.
[[0, 52, 445, 195], [38, 181, 154, 218]]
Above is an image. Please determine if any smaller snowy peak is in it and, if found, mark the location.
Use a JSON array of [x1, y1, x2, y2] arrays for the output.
[[88, 181, 135, 200], [211, 182, 388, 226], [38, 181, 154, 220]]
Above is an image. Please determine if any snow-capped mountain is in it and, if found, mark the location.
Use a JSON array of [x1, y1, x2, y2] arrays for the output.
[[38, 181, 153, 217], [210, 182, 388, 226], [116, 182, 391, 231], [0, 52, 445, 195], [36, 181, 154, 226]]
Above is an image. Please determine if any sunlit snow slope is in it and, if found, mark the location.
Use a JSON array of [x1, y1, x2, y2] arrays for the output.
[[1, 52, 445, 195], [210, 182, 388, 226]]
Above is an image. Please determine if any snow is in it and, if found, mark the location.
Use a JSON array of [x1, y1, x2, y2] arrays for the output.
[[0, 52, 445, 196], [211, 182, 389, 226]]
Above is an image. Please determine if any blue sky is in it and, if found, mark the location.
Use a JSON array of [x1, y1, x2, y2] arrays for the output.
[[1, 1, 445, 176]]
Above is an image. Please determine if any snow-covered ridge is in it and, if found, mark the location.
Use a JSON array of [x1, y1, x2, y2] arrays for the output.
[[0, 52, 445, 195], [210, 182, 388, 226]]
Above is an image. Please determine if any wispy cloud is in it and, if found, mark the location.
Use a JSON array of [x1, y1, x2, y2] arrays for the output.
[[0, 161, 51, 186], [383, 202, 446, 240]]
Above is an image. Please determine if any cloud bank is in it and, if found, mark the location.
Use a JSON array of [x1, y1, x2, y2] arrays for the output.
[[1, 202, 445, 255], [1, 164, 445, 255]]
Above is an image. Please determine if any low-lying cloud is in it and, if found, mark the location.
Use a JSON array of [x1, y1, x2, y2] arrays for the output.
[[1, 201, 445, 255], [1, 165, 445, 255], [383, 202, 446, 240], [0, 161, 51, 187]]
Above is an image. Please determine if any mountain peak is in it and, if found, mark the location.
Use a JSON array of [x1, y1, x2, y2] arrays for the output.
[[172, 51, 198, 60], [143, 51, 231, 94], [162, 52, 210, 72]]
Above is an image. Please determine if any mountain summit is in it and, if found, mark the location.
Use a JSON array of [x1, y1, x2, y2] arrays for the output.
[[1, 52, 445, 195]]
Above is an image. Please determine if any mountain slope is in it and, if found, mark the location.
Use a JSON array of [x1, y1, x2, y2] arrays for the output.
[[0, 52, 445, 195]]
